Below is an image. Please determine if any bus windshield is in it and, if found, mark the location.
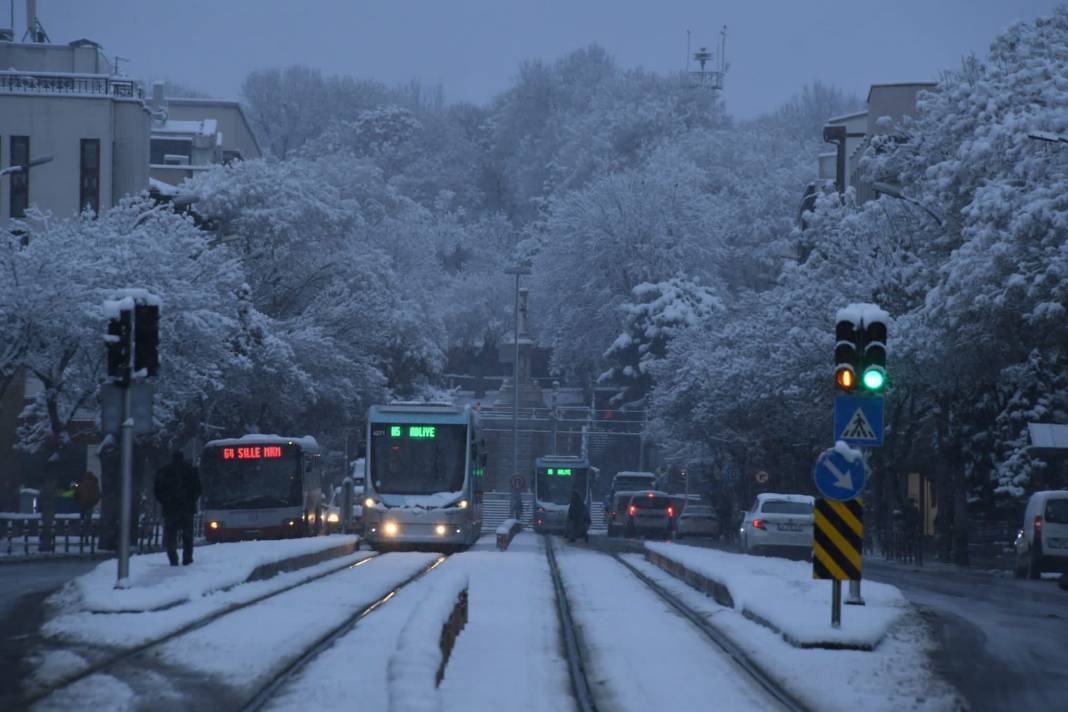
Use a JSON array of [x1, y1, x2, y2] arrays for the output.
[[536, 466, 587, 505], [200, 444, 303, 509], [370, 423, 467, 495]]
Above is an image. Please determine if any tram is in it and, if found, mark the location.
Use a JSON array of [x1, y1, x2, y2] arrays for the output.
[[361, 402, 484, 551], [199, 435, 323, 543], [532, 455, 594, 534]]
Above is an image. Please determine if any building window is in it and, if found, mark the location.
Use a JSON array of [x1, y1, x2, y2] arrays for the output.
[[80, 139, 100, 215], [9, 136, 29, 219], [150, 138, 192, 165]]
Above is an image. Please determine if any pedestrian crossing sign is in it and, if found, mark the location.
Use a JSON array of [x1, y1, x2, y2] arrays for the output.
[[834, 396, 884, 446]]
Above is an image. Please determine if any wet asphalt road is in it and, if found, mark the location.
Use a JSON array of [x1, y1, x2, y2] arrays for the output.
[[0, 558, 101, 707], [584, 533, 1068, 712]]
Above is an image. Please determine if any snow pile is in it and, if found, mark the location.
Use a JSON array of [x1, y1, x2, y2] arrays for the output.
[[66, 535, 358, 613], [833, 439, 864, 463], [495, 518, 520, 536], [387, 569, 469, 712], [646, 542, 908, 649]]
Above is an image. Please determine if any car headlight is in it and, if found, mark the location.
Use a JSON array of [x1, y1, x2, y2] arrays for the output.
[[384, 521, 399, 537], [364, 497, 376, 508], [327, 512, 340, 523], [457, 499, 469, 510]]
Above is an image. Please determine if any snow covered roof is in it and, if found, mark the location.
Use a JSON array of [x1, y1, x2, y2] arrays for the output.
[[826, 109, 868, 124], [149, 177, 179, 196], [165, 97, 263, 156], [153, 118, 218, 137], [204, 434, 320, 452]]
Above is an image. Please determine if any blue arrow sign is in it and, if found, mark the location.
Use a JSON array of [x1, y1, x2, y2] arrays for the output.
[[813, 445, 869, 501], [834, 395, 884, 447]]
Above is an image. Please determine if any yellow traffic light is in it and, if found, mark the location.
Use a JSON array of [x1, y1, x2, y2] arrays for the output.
[[835, 365, 855, 391]]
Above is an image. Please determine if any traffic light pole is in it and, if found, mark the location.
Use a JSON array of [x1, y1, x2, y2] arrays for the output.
[[117, 382, 134, 586]]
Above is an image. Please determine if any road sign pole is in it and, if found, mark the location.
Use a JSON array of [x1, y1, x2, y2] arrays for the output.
[[116, 382, 133, 588], [831, 580, 842, 628]]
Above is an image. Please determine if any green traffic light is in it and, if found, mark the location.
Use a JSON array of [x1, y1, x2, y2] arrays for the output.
[[862, 367, 886, 391]]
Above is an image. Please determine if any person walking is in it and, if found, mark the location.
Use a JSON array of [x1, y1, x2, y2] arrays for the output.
[[154, 451, 202, 566], [566, 489, 590, 543], [75, 471, 100, 538]]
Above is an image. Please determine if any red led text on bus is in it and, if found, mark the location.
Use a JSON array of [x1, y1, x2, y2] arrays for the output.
[[221, 445, 284, 460]]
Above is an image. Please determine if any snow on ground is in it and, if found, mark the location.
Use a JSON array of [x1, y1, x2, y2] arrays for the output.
[[440, 534, 572, 711], [647, 541, 906, 648], [59, 535, 359, 613], [554, 543, 780, 712], [29, 550, 374, 691], [36, 552, 440, 710], [270, 535, 572, 712], [622, 554, 963, 712]]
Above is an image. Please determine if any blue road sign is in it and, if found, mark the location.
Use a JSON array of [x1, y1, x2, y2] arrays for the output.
[[834, 395, 884, 446], [813, 446, 869, 501]]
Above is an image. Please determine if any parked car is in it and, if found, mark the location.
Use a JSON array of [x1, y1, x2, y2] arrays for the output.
[[739, 493, 814, 559], [622, 490, 676, 539], [676, 504, 719, 539], [1014, 490, 1068, 579]]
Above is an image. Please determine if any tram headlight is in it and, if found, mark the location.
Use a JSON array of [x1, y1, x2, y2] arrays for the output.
[[326, 512, 340, 524], [434, 524, 447, 536], [383, 521, 399, 537]]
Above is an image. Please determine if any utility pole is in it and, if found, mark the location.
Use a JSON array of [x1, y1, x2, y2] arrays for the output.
[[504, 265, 530, 491]]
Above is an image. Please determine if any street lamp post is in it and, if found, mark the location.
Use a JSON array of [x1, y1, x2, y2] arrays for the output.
[[504, 265, 531, 490]]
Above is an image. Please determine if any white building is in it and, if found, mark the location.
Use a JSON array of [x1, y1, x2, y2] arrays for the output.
[[0, 37, 151, 226]]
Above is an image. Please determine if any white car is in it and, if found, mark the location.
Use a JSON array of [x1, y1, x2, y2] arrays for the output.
[[676, 505, 719, 539], [1014, 490, 1068, 579], [739, 493, 814, 559]]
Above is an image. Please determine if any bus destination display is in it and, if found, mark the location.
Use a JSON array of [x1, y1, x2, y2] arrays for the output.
[[221, 445, 285, 460]]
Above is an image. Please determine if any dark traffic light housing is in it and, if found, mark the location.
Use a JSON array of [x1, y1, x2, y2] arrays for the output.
[[835, 306, 888, 393], [106, 308, 132, 380], [134, 303, 160, 378]]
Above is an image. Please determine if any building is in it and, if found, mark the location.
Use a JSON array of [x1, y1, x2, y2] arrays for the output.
[[150, 92, 262, 187], [801, 81, 937, 222], [0, 37, 151, 227]]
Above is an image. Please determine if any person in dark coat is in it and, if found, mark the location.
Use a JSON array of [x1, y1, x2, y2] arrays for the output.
[[154, 451, 202, 566], [566, 489, 590, 543], [75, 471, 100, 533]]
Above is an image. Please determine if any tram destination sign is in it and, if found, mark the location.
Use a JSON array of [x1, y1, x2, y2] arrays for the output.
[[388, 425, 437, 439]]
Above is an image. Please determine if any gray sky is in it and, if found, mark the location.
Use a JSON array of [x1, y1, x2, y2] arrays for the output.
[[22, 0, 1064, 117]]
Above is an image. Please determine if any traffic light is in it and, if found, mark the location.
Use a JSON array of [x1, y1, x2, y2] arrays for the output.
[[106, 308, 132, 380], [134, 303, 160, 378], [861, 316, 887, 393], [834, 315, 859, 391]]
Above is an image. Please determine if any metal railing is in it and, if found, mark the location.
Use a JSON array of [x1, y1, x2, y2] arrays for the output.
[[1, 512, 202, 558], [0, 71, 144, 99]]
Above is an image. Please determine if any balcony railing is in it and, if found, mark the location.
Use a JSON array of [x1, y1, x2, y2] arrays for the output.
[[0, 70, 144, 99]]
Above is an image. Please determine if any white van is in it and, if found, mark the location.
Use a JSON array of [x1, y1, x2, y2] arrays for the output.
[[1014, 490, 1068, 579]]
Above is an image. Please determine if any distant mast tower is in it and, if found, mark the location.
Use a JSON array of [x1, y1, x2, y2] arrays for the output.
[[689, 25, 728, 100]]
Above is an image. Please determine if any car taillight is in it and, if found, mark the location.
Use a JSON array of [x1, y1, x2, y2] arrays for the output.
[[753, 518, 766, 530], [667, 506, 674, 518], [1035, 515, 1043, 531], [628, 505, 637, 516]]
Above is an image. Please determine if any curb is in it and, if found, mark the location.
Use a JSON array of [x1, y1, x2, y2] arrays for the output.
[[643, 548, 875, 651], [245, 539, 361, 582]]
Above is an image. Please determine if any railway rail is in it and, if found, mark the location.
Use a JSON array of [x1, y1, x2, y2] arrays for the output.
[[543, 535, 598, 712]]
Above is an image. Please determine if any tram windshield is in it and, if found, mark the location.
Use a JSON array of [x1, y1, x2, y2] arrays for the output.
[[370, 423, 467, 495], [536, 466, 587, 505], [201, 444, 303, 509]]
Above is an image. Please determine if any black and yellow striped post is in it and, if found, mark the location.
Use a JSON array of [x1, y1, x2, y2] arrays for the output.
[[813, 498, 863, 627]]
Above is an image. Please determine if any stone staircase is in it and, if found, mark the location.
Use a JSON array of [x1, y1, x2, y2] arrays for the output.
[[480, 492, 605, 532]]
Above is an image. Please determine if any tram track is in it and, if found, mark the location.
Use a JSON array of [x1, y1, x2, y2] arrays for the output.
[[611, 553, 809, 712], [239, 553, 449, 712], [543, 535, 599, 712], [25, 551, 379, 708]]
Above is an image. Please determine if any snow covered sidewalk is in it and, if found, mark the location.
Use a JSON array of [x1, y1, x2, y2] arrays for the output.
[[646, 541, 907, 650], [63, 535, 360, 613]]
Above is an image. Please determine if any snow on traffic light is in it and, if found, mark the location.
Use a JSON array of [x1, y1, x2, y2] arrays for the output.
[[835, 304, 888, 394]]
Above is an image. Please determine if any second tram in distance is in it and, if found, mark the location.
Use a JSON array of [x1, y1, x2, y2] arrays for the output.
[[361, 402, 484, 551], [532, 454, 595, 534]]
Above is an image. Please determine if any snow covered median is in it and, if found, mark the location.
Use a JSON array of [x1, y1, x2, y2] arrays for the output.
[[645, 541, 908, 650], [66, 535, 359, 613], [387, 569, 469, 712]]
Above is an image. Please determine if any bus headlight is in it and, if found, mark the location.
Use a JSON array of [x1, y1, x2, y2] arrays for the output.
[[434, 524, 447, 536], [209, 520, 221, 530], [326, 512, 340, 524], [457, 499, 469, 510], [384, 521, 399, 537], [364, 497, 376, 509]]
